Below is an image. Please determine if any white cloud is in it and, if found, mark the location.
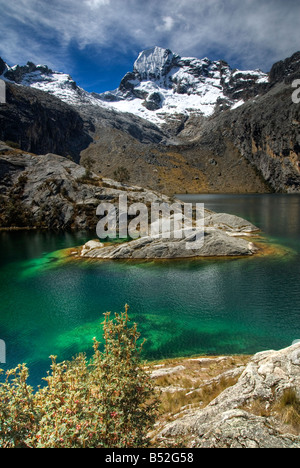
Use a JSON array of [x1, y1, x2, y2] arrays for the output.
[[84, 0, 110, 8], [0, 0, 299, 72], [156, 16, 175, 32]]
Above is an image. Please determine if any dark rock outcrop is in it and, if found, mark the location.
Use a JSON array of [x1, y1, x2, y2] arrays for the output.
[[0, 83, 93, 162], [4, 62, 53, 84], [269, 51, 300, 85], [0, 58, 6, 76], [180, 80, 300, 193]]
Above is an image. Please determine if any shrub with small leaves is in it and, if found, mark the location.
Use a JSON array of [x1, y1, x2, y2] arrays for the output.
[[0, 306, 159, 448], [0, 365, 38, 448]]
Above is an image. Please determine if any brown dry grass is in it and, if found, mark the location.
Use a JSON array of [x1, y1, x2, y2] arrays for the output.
[[146, 354, 249, 434], [241, 388, 300, 436], [149, 355, 300, 445], [158, 375, 240, 419]]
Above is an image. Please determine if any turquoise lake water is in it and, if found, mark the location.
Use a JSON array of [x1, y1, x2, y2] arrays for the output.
[[0, 194, 300, 386]]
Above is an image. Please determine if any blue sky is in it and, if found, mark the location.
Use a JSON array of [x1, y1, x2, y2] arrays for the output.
[[0, 0, 299, 93]]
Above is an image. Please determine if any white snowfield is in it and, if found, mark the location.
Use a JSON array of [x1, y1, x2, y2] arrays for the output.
[[0, 46, 269, 126]]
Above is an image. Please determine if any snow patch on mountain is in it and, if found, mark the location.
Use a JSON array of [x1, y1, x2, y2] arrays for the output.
[[0, 47, 269, 127], [99, 47, 269, 125], [0, 60, 101, 107]]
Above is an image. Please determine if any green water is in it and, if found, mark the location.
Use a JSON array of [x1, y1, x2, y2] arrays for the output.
[[0, 194, 300, 387]]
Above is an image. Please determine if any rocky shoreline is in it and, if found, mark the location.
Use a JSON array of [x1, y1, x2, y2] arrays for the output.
[[0, 140, 264, 261], [149, 343, 300, 448], [0, 141, 170, 231]]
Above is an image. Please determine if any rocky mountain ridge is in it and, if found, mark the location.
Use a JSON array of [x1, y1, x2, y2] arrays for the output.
[[0, 49, 300, 194], [99, 46, 269, 125], [0, 47, 269, 126]]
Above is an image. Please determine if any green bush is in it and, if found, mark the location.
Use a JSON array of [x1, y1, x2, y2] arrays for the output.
[[0, 306, 159, 448]]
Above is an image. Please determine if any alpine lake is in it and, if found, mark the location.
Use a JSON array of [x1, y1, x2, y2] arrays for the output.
[[0, 194, 300, 387]]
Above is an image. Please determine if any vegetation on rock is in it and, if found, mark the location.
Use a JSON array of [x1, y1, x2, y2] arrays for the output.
[[113, 166, 131, 184]]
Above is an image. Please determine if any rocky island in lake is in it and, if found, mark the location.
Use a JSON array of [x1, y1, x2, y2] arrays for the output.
[[80, 211, 259, 260], [0, 140, 261, 260]]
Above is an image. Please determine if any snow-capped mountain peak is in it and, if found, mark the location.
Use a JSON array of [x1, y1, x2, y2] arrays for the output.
[[133, 46, 177, 81], [99, 47, 269, 124], [0, 59, 97, 106], [0, 47, 269, 127]]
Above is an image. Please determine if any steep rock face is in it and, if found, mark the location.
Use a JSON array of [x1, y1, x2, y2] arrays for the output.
[[181, 80, 300, 193], [269, 51, 300, 85], [133, 47, 177, 82], [230, 85, 300, 193], [0, 82, 93, 162], [0, 58, 6, 76]]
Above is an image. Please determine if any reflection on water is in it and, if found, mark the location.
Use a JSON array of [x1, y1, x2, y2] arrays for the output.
[[0, 195, 300, 386]]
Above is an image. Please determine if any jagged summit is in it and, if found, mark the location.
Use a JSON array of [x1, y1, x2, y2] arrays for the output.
[[0, 57, 94, 106], [99, 46, 269, 123], [133, 46, 177, 81], [0, 47, 271, 125]]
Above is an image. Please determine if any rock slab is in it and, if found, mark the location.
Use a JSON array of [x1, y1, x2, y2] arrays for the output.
[[159, 343, 300, 448]]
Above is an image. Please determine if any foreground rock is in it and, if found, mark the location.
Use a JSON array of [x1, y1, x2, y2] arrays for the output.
[[158, 343, 300, 448]]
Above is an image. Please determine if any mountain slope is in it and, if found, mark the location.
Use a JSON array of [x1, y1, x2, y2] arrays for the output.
[[0, 49, 299, 194], [0, 140, 170, 230], [0, 81, 93, 162]]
